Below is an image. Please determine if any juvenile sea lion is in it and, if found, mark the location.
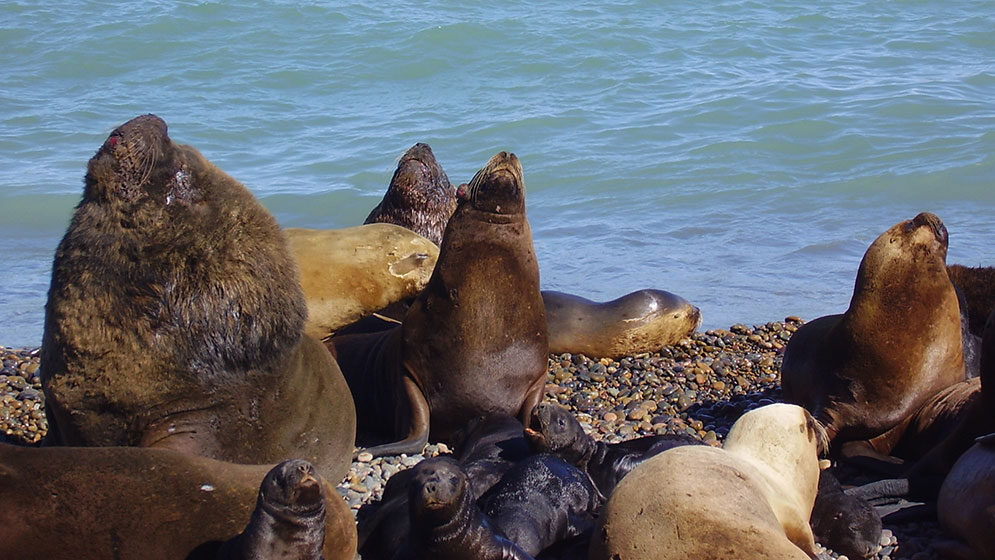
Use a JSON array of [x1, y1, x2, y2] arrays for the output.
[[590, 404, 823, 560], [331, 151, 548, 457], [40, 115, 355, 481], [0, 444, 356, 560], [217, 460, 327, 560], [541, 290, 701, 358], [479, 454, 601, 556], [936, 434, 995, 560], [286, 224, 439, 339], [397, 456, 535, 560], [525, 402, 701, 496], [782, 212, 965, 448], [810, 470, 882, 559], [365, 142, 456, 246]]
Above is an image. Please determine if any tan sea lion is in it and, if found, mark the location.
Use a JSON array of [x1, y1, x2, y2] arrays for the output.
[[286, 224, 439, 340], [0, 444, 356, 560], [330, 151, 549, 457], [40, 114, 355, 481], [365, 142, 457, 246], [936, 434, 995, 560], [590, 403, 823, 560], [541, 289, 700, 358], [781, 212, 965, 448]]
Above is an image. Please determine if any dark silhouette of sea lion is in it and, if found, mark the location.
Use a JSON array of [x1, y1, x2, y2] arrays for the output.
[[810, 470, 882, 559]]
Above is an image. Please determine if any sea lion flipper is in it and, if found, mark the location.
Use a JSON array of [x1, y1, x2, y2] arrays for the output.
[[361, 375, 431, 457], [499, 536, 537, 560]]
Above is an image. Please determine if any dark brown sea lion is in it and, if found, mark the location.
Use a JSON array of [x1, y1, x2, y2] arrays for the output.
[[590, 404, 823, 560], [948, 264, 995, 336], [40, 114, 355, 481], [781, 212, 965, 448], [331, 151, 548, 457], [217, 459, 327, 560], [936, 433, 995, 560], [396, 456, 536, 560], [810, 470, 882, 559], [365, 142, 457, 247], [0, 444, 356, 560], [541, 289, 701, 358]]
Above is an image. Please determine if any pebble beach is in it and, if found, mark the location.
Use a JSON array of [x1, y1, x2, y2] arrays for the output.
[[2, 317, 953, 560]]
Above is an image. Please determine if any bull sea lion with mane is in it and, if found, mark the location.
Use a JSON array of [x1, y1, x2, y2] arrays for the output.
[[40, 114, 355, 481]]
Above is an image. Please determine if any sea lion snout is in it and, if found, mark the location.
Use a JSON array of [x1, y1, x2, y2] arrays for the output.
[[909, 211, 947, 246]]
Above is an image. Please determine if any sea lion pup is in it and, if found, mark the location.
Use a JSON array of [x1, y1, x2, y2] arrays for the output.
[[810, 470, 882, 559], [397, 456, 536, 560], [365, 142, 457, 246], [781, 212, 965, 450], [524, 402, 701, 496], [590, 403, 823, 560], [936, 434, 995, 560], [0, 444, 356, 560], [285, 224, 439, 340], [217, 459, 327, 560], [331, 151, 548, 457], [479, 453, 601, 557], [948, 264, 995, 337], [40, 114, 356, 481], [541, 290, 701, 358]]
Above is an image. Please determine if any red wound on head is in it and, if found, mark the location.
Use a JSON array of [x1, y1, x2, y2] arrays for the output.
[[456, 183, 469, 200]]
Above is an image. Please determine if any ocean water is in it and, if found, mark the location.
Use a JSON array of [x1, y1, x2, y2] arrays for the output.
[[1, 1, 992, 348]]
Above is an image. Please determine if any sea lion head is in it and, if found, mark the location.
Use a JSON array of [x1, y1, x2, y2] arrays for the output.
[[854, 212, 949, 299], [409, 456, 470, 525], [457, 151, 525, 215], [525, 403, 591, 465], [258, 459, 326, 520], [84, 114, 200, 210]]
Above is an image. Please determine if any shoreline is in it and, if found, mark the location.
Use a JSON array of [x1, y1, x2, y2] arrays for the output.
[[0, 318, 947, 559]]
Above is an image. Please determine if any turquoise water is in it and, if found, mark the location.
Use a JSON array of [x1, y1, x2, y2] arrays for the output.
[[1, 1, 993, 347]]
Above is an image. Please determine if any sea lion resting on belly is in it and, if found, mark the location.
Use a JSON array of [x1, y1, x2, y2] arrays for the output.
[[0, 444, 356, 560], [782, 212, 965, 448], [331, 151, 548, 457], [40, 114, 355, 481]]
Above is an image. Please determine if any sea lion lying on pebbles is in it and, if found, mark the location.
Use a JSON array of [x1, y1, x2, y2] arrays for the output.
[[590, 403, 824, 560], [541, 290, 701, 358], [330, 151, 548, 457], [365, 142, 456, 247], [0, 444, 356, 560], [286, 224, 439, 340], [40, 114, 355, 481], [810, 470, 883, 559], [217, 459, 327, 560], [396, 456, 535, 560], [782, 212, 965, 450], [524, 402, 701, 496]]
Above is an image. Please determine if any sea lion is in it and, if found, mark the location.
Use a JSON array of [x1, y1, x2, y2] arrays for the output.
[[524, 402, 702, 496], [479, 454, 601, 556], [40, 114, 355, 481], [396, 456, 535, 560], [948, 264, 995, 336], [364, 142, 457, 246], [810, 470, 882, 559], [936, 434, 995, 560], [781, 212, 965, 448], [217, 459, 327, 560], [0, 444, 356, 560], [589, 403, 823, 560], [541, 289, 701, 358], [330, 151, 548, 457], [286, 224, 439, 340]]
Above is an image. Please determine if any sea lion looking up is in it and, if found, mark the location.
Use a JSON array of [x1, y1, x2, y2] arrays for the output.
[[590, 403, 824, 560], [40, 114, 355, 481], [217, 459, 327, 560], [365, 142, 456, 247], [782, 212, 965, 448], [331, 151, 548, 457]]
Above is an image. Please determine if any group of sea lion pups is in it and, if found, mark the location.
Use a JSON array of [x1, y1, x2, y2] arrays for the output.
[[0, 113, 992, 559]]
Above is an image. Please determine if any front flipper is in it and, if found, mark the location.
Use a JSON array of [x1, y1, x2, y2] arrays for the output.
[[497, 535, 537, 560], [360, 375, 431, 458]]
